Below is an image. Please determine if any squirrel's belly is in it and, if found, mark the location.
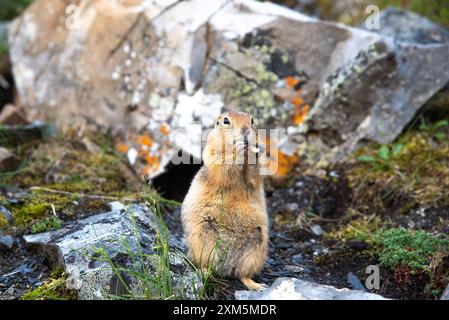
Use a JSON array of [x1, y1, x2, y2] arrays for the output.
[[185, 206, 268, 278]]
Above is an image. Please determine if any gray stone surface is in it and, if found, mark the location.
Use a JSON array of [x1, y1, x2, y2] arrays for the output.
[[24, 204, 200, 300], [235, 277, 388, 300], [363, 7, 449, 44], [0, 231, 14, 249]]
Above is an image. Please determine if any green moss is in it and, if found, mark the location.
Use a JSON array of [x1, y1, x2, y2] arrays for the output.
[[325, 215, 382, 243], [20, 268, 77, 300], [10, 191, 72, 228], [0, 214, 9, 230]]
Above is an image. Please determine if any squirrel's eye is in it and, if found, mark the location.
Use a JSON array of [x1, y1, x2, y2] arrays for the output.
[[223, 117, 231, 125], [216, 121, 219, 126]]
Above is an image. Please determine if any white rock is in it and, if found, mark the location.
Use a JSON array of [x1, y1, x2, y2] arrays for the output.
[[235, 278, 388, 300]]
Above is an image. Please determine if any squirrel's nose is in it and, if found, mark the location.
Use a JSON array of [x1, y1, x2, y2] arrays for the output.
[[241, 126, 251, 137]]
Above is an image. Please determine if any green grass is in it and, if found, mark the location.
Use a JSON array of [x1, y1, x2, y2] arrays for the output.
[[83, 201, 223, 300], [20, 268, 77, 300]]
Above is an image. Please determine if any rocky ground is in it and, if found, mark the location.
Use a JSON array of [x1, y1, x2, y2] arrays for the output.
[[1, 0, 449, 300], [1, 95, 449, 299]]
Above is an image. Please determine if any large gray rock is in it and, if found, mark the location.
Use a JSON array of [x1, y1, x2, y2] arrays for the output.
[[235, 277, 388, 300], [365, 7, 449, 45], [24, 204, 201, 300], [9, 0, 449, 175]]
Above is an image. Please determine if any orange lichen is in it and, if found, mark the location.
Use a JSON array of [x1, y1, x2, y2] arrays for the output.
[[116, 143, 129, 154], [137, 134, 153, 147], [294, 104, 310, 125], [273, 151, 299, 177], [291, 96, 304, 108], [142, 154, 160, 176], [160, 123, 170, 136], [285, 76, 300, 89]]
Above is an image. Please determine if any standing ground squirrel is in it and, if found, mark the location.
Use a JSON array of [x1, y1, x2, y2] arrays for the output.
[[181, 111, 268, 291]]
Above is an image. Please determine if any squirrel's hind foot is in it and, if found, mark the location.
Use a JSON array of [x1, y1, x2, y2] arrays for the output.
[[241, 277, 268, 291]]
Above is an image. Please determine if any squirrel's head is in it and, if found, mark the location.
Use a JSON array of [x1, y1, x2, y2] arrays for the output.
[[204, 111, 263, 166]]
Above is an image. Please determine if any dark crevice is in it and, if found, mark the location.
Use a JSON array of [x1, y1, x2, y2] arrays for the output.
[[151, 156, 202, 202]]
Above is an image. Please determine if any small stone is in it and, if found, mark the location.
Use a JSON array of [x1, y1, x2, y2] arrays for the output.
[[347, 272, 366, 292], [0, 205, 13, 223], [0, 147, 20, 172], [285, 203, 299, 213], [291, 253, 304, 265], [0, 231, 14, 249], [108, 201, 125, 212], [0, 104, 29, 126], [311, 224, 324, 236], [284, 265, 308, 273]]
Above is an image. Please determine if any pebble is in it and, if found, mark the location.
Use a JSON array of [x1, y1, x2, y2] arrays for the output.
[[0, 205, 13, 223], [311, 224, 324, 236], [347, 272, 366, 292], [291, 253, 304, 265], [0, 232, 14, 249]]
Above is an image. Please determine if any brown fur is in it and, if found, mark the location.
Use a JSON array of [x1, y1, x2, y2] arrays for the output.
[[181, 111, 268, 291]]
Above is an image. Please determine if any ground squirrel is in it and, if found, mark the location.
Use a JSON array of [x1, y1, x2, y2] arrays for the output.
[[181, 111, 269, 291]]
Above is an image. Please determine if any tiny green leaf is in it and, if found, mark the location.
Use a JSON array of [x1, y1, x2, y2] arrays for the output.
[[357, 155, 377, 163], [392, 144, 404, 158], [378, 145, 390, 161]]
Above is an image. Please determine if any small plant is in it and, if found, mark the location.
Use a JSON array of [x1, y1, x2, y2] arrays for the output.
[[87, 196, 222, 300], [21, 268, 77, 300], [374, 228, 449, 273], [31, 216, 63, 234], [418, 118, 448, 141], [357, 143, 404, 169]]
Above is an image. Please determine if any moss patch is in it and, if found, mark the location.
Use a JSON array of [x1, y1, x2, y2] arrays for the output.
[[349, 129, 449, 218], [0, 214, 9, 230], [1, 132, 144, 231], [20, 268, 77, 300], [324, 214, 383, 243]]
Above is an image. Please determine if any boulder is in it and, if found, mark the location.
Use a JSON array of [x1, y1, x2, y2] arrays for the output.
[[235, 277, 388, 300], [0, 103, 29, 125], [364, 7, 449, 45], [23, 204, 201, 300], [0, 147, 19, 172], [9, 0, 449, 176]]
